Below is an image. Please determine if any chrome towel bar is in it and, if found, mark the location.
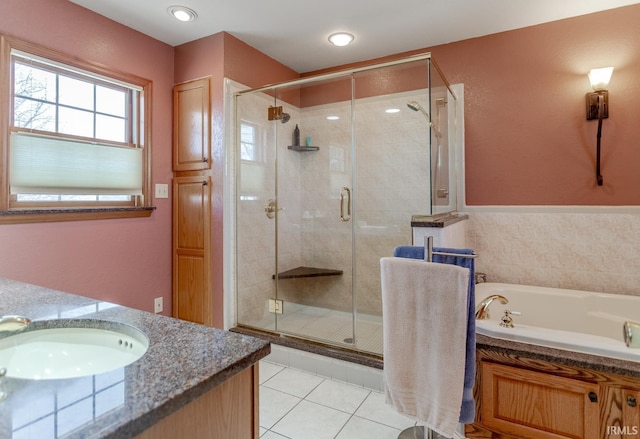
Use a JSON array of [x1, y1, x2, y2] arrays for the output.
[[424, 236, 478, 262]]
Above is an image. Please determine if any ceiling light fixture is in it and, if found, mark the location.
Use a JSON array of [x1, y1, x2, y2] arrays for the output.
[[328, 32, 354, 47], [168, 5, 198, 22]]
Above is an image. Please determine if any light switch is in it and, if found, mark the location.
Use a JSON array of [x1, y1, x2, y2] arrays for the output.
[[155, 184, 169, 199]]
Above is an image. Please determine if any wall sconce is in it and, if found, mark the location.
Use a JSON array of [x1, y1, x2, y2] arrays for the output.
[[585, 66, 613, 186]]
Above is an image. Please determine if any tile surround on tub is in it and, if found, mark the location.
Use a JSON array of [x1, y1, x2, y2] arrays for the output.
[[465, 211, 640, 296]]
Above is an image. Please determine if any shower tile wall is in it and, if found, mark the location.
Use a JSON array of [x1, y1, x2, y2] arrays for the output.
[[466, 211, 640, 296], [353, 94, 431, 314], [282, 100, 353, 313], [281, 93, 432, 316]]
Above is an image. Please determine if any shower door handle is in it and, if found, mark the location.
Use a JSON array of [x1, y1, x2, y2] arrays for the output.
[[340, 187, 351, 222]]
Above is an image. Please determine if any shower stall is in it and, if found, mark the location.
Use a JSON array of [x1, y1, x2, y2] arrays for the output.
[[233, 53, 459, 356]]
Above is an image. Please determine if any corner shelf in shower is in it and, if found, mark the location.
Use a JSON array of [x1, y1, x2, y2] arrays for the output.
[[272, 266, 343, 280], [288, 145, 319, 151]]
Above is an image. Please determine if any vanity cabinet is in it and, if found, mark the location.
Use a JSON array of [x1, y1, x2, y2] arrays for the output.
[[468, 349, 640, 439], [601, 386, 640, 439], [480, 362, 600, 438], [135, 364, 259, 439], [172, 175, 212, 326], [173, 78, 211, 172]]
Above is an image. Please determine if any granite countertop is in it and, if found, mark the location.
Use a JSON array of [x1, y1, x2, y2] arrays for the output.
[[410, 213, 468, 228], [476, 333, 640, 378], [0, 278, 270, 439]]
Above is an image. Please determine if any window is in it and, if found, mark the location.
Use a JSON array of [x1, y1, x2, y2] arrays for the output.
[[240, 122, 258, 161], [0, 35, 152, 222]]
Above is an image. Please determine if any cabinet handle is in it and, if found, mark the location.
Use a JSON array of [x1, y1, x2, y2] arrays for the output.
[[202, 156, 208, 162], [588, 392, 598, 403], [202, 181, 208, 186], [628, 396, 637, 407]]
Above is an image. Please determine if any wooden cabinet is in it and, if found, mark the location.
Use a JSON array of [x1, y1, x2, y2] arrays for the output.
[[172, 76, 216, 326], [172, 175, 212, 325], [468, 349, 640, 439], [135, 364, 259, 439], [480, 362, 599, 439], [601, 386, 640, 438], [173, 78, 211, 171]]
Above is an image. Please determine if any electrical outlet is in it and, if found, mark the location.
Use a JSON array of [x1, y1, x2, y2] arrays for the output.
[[155, 184, 169, 199], [154, 297, 163, 314]]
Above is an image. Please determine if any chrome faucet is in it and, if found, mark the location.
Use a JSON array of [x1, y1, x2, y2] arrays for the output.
[[0, 315, 31, 332], [475, 295, 508, 320]]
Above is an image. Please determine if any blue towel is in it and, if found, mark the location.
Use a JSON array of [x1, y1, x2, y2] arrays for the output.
[[393, 245, 476, 424]]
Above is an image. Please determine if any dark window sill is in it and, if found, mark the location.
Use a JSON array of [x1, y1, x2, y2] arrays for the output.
[[0, 207, 155, 224]]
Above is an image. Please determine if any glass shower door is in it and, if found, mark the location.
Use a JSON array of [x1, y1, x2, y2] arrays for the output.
[[235, 54, 455, 355], [235, 89, 278, 333], [272, 77, 355, 346]]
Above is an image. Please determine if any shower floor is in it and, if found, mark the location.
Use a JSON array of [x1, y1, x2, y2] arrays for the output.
[[251, 302, 383, 355]]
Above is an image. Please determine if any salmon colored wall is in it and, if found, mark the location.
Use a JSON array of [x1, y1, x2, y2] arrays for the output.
[[305, 5, 640, 206], [435, 5, 640, 205], [0, 0, 174, 313], [174, 32, 299, 327]]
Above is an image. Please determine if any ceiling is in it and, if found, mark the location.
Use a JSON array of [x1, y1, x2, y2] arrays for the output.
[[69, 0, 640, 73]]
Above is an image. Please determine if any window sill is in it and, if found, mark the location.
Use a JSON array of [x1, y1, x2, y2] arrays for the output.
[[0, 207, 155, 224]]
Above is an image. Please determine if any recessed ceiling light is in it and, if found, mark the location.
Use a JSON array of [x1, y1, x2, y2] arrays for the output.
[[385, 108, 400, 114], [328, 32, 354, 47], [168, 5, 198, 22]]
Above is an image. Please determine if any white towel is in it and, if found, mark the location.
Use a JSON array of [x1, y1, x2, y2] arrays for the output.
[[380, 257, 470, 438]]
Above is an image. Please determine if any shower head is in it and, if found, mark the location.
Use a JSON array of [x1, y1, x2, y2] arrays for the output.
[[407, 101, 431, 121], [281, 113, 291, 123], [407, 101, 422, 112]]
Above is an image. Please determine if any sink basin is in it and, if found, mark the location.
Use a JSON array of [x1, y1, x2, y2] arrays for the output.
[[0, 320, 148, 380]]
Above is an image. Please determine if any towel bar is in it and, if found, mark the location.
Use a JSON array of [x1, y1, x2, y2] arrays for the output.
[[424, 236, 477, 262]]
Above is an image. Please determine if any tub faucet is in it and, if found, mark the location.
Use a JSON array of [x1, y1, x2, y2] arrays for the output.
[[0, 315, 31, 332], [475, 295, 508, 320]]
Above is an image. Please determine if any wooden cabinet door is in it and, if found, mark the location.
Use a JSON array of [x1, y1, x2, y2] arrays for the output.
[[481, 362, 600, 439], [602, 387, 640, 438], [173, 175, 212, 325], [135, 365, 259, 439], [173, 78, 210, 171], [621, 389, 640, 439]]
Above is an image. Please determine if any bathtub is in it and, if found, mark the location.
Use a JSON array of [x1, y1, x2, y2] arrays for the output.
[[474, 283, 640, 363]]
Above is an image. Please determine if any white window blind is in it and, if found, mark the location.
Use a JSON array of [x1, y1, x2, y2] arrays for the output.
[[10, 132, 143, 196]]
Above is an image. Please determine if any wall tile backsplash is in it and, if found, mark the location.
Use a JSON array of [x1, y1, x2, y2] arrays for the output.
[[465, 211, 640, 296]]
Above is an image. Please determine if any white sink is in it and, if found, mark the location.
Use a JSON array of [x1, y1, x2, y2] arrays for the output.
[[0, 322, 148, 380]]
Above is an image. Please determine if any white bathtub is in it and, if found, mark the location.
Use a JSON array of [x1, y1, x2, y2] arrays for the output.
[[475, 283, 640, 363]]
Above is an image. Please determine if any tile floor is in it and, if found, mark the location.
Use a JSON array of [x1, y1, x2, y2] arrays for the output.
[[258, 348, 419, 439]]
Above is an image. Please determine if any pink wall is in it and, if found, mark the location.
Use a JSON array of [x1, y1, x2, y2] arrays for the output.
[[434, 5, 640, 205], [0, 0, 174, 313]]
